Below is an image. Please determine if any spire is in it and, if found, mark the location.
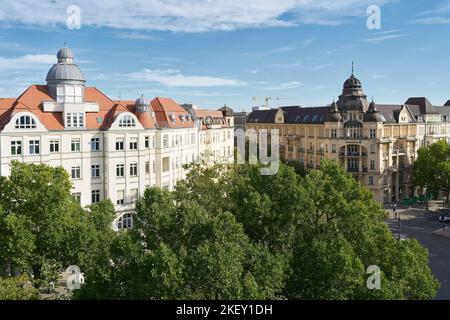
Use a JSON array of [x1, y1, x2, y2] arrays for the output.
[[351, 62, 354, 76]]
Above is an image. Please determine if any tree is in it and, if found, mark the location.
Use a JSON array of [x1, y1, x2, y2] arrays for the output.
[[0, 275, 38, 300], [76, 188, 286, 299], [285, 160, 439, 299], [412, 140, 450, 204], [77, 160, 439, 300], [0, 161, 116, 290]]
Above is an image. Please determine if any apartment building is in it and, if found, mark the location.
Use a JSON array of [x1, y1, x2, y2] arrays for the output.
[[0, 45, 233, 229], [246, 70, 450, 204]]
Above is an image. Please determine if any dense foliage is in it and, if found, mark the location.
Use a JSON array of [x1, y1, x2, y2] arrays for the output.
[[76, 160, 439, 300], [412, 140, 450, 202], [0, 160, 439, 299]]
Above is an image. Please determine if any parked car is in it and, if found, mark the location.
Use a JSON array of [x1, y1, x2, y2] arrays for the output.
[[439, 214, 450, 223]]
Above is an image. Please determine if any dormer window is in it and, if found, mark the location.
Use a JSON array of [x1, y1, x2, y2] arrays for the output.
[[15, 116, 36, 129], [118, 114, 136, 127], [66, 112, 84, 128]]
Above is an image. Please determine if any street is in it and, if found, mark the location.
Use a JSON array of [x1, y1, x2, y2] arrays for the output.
[[385, 201, 450, 300]]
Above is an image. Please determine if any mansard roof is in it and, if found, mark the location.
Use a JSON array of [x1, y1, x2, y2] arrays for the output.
[[247, 106, 328, 124]]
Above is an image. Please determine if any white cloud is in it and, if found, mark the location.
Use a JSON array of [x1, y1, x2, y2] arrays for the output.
[[0, 54, 55, 70], [413, 17, 450, 25], [0, 0, 391, 33], [265, 81, 304, 91], [126, 69, 246, 87], [114, 32, 159, 40], [312, 62, 334, 71], [362, 33, 404, 43]]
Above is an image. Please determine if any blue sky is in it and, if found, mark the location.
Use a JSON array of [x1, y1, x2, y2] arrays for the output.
[[1, 0, 450, 111]]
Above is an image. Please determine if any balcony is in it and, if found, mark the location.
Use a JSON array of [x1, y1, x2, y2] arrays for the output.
[[307, 149, 315, 154], [298, 147, 305, 153], [392, 149, 406, 156], [347, 167, 360, 173]]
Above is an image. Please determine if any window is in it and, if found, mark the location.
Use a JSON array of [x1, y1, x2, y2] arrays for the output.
[[29, 140, 40, 155], [331, 144, 336, 153], [191, 133, 195, 144], [145, 161, 150, 174], [116, 190, 125, 205], [130, 163, 138, 176], [370, 160, 376, 170], [91, 190, 100, 204], [91, 138, 100, 151], [50, 140, 59, 153], [118, 213, 133, 229], [118, 114, 136, 127], [71, 138, 80, 152], [130, 189, 139, 202], [145, 136, 150, 148], [162, 157, 170, 172], [330, 129, 337, 139], [115, 139, 124, 151], [72, 193, 81, 203], [163, 135, 169, 148], [370, 144, 375, 154], [11, 140, 22, 155], [91, 165, 100, 178], [66, 113, 84, 128], [116, 164, 125, 177], [370, 129, 377, 139], [152, 161, 156, 173], [129, 138, 138, 150], [368, 176, 374, 186], [57, 85, 83, 103], [15, 116, 36, 129], [71, 166, 81, 179]]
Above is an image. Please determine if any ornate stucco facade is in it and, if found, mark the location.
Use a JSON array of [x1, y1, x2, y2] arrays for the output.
[[246, 71, 450, 204], [0, 45, 234, 229]]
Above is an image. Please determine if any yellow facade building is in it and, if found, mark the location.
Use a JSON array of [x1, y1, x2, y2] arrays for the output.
[[246, 71, 450, 203]]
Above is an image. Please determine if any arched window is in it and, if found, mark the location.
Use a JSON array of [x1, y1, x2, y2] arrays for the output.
[[118, 114, 136, 127], [15, 115, 36, 129], [118, 213, 133, 230]]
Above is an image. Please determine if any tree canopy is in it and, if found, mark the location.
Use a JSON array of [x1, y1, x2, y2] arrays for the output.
[[76, 160, 439, 300], [412, 140, 450, 201]]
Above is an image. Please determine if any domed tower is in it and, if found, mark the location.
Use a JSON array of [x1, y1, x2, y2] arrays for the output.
[[363, 99, 383, 122], [135, 94, 155, 129], [325, 99, 343, 122], [135, 94, 151, 112], [46, 44, 86, 103], [337, 63, 369, 113]]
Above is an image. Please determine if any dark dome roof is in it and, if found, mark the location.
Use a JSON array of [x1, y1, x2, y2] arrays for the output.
[[363, 100, 383, 122], [325, 101, 342, 122], [344, 74, 362, 89], [219, 105, 234, 116]]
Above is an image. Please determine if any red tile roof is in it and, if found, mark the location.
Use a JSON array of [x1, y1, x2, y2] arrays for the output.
[[0, 86, 192, 131], [151, 97, 195, 129]]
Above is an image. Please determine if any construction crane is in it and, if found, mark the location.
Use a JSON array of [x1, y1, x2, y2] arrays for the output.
[[252, 96, 312, 109]]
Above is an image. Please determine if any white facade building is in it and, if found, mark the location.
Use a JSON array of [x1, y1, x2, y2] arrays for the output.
[[0, 46, 234, 229]]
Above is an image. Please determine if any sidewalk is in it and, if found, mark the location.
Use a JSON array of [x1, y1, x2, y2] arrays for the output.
[[433, 227, 450, 239]]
